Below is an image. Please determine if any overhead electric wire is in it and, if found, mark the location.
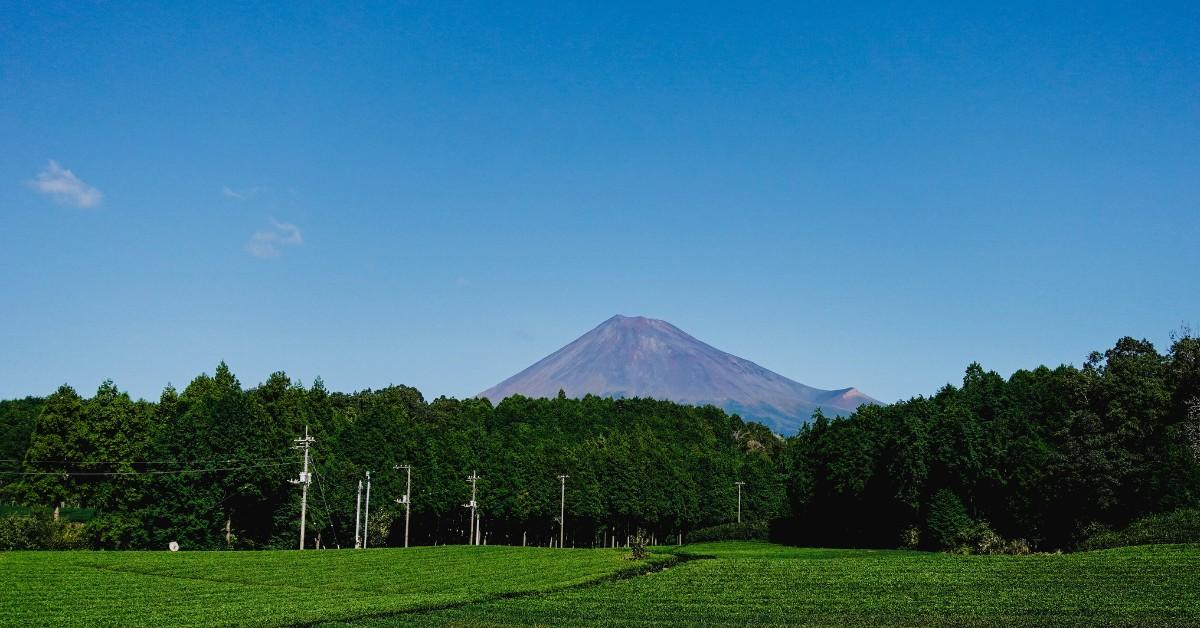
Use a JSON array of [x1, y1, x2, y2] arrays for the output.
[[1, 456, 294, 466], [215, 480, 266, 508], [311, 468, 341, 548], [0, 461, 297, 477]]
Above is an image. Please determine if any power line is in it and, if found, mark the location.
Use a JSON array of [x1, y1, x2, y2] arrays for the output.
[[0, 461, 296, 477], [310, 468, 341, 549], [4, 456, 293, 466], [214, 481, 262, 508]]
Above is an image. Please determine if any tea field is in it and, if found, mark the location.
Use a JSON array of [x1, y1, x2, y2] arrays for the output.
[[0, 545, 666, 626], [4, 541, 1199, 626], [341, 542, 1200, 627]]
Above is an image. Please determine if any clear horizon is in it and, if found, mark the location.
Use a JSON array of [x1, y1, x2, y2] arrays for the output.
[[2, 2, 1197, 404]]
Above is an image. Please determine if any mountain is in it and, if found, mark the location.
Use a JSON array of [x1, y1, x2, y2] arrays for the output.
[[478, 315, 877, 433]]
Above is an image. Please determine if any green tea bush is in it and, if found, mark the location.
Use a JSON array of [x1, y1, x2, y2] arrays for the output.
[[684, 520, 769, 544], [1079, 507, 1200, 550]]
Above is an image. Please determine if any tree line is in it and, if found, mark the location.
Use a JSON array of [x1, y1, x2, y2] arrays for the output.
[[779, 333, 1200, 550], [0, 364, 786, 550], [1, 332, 1197, 551]]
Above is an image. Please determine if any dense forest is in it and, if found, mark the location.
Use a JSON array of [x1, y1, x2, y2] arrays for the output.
[[781, 334, 1200, 551], [0, 366, 786, 550], [2, 333, 1198, 552]]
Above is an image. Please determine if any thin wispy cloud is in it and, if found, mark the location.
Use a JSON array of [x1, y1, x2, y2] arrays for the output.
[[222, 185, 260, 200], [30, 160, 103, 208], [246, 218, 303, 258]]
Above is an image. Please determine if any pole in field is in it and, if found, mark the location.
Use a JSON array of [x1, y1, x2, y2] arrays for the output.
[[557, 474, 569, 549], [463, 470, 479, 545], [734, 481, 746, 524], [290, 426, 315, 550], [355, 479, 363, 549], [394, 464, 411, 548], [363, 471, 372, 549]]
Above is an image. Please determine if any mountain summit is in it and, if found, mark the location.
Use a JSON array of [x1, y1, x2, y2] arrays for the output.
[[478, 315, 876, 433]]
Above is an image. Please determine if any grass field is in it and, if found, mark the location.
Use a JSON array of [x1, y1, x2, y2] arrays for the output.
[[4, 541, 1199, 627]]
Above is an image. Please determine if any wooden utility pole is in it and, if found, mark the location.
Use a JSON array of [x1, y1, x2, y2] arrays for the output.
[[735, 481, 746, 524]]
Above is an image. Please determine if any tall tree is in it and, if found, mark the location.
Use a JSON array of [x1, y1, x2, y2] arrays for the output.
[[20, 385, 86, 518]]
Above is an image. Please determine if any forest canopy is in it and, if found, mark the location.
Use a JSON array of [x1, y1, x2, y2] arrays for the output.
[[1, 333, 1198, 552]]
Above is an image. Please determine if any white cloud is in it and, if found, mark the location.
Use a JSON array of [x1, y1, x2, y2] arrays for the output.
[[30, 160, 103, 208], [246, 218, 303, 258], [222, 185, 260, 200]]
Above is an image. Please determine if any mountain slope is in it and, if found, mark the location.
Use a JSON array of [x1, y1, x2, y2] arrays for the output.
[[478, 315, 876, 433]]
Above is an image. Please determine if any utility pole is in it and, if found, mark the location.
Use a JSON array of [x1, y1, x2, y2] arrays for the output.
[[363, 471, 372, 549], [394, 464, 411, 548], [463, 470, 479, 545], [291, 426, 315, 550], [354, 479, 363, 549], [735, 481, 746, 524], [557, 474, 569, 549]]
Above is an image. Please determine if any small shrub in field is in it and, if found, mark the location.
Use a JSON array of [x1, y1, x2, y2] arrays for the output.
[[968, 522, 1003, 554], [960, 522, 1030, 555], [629, 534, 648, 560], [56, 520, 87, 549], [1002, 538, 1032, 555], [898, 526, 920, 550], [368, 511, 394, 547], [923, 492, 1029, 555]]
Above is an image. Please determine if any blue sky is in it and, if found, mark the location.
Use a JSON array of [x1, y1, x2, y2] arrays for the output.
[[1, 2, 1197, 403]]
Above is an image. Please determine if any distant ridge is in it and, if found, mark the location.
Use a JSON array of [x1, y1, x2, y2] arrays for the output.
[[478, 315, 877, 433]]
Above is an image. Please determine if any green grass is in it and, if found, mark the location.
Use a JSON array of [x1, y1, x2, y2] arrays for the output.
[[344, 541, 1200, 627], [5, 541, 1199, 626], [0, 545, 666, 627]]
